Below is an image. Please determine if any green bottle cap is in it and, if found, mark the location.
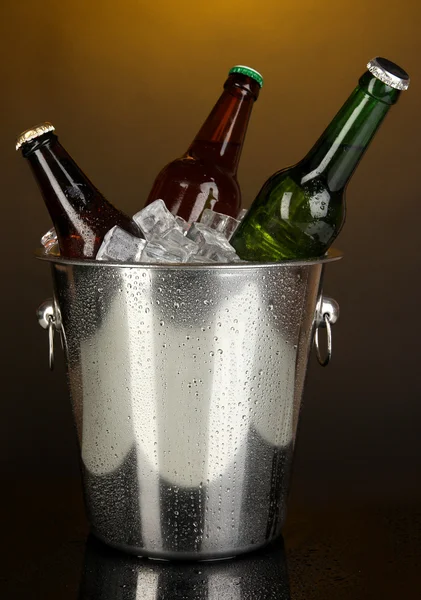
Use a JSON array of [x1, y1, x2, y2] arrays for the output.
[[229, 65, 264, 88]]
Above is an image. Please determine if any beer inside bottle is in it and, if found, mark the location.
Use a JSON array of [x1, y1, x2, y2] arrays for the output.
[[144, 65, 263, 224], [16, 123, 142, 258], [231, 57, 410, 261]]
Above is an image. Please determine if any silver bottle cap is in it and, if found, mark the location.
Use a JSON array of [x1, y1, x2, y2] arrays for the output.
[[367, 57, 410, 91], [16, 122, 55, 151]]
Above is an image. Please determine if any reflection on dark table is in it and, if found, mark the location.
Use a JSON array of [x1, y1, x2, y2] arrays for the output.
[[1, 478, 420, 599], [79, 535, 290, 599]]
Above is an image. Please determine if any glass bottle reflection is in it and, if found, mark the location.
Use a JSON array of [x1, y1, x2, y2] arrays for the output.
[[78, 535, 291, 599]]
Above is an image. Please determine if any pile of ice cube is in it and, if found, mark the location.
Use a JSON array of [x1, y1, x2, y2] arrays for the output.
[[42, 200, 248, 264]]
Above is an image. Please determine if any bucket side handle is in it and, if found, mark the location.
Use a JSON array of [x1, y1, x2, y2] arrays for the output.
[[36, 298, 62, 370], [314, 296, 339, 367]]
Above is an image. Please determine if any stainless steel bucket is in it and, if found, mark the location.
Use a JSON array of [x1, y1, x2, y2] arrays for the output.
[[36, 249, 341, 560]]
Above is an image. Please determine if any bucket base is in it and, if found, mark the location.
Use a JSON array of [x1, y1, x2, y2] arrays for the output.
[[91, 528, 282, 562]]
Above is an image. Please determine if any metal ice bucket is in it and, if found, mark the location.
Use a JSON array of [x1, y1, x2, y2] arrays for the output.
[[36, 249, 341, 560]]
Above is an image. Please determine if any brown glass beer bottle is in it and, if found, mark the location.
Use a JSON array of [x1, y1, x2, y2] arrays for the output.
[[16, 122, 142, 258], [144, 66, 263, 223]]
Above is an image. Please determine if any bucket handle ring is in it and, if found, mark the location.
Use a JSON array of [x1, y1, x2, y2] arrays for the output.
[[314, 296, 339, 367], [314, 313, 332, 367], [36, 293, 340, 370], [36, 298, 61, 370]]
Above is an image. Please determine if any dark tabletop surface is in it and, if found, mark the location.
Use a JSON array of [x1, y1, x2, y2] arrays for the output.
[[1, 477, 420, 599]]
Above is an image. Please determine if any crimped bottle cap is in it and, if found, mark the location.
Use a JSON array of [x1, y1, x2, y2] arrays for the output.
[[367, 57, 410, 91], [16, 122, 55, 151], [229, 65, 263, 88]]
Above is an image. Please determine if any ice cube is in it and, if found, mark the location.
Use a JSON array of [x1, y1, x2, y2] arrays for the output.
[[175, 215, 190, 235], [141, 229, 198, 263], [96, 226, 146, 262], [187, 222, 241, 263], [133, 199, 181, 240], [187, 222, 233, 251], [197, 245, 242, 263], [199, 209, 240, 240], [162, 228, 198, 254], [188, 255, 216, 263], [41, 227, 58, 252], [199, 209, 227, 232], [237, 208, 248, 221]]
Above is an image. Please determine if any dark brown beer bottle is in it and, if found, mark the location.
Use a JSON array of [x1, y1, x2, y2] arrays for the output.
[[144, 65, 263, 223], [16, 123, 142, 258]]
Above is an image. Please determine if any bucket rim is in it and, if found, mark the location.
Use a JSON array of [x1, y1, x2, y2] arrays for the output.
[[35, 246, 343, 269]]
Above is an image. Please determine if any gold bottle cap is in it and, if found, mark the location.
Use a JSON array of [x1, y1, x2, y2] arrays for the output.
[[16, 122, 55, 151]]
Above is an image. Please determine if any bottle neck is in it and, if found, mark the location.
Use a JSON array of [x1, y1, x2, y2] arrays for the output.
[[299, 72, 401, 192], [24, 133, 102, 211], [187, 73, 260, 175]]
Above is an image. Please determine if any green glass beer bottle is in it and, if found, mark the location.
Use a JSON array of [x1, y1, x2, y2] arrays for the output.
[[230, 57, 410, 261]]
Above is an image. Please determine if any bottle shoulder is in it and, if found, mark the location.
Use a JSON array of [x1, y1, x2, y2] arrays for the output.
[[257, 165, 302, 197], [261, 163, 343, 201], [154, 155, 238, 182]]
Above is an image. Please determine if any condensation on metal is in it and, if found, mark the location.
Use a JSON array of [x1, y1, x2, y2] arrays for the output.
[[39, 250, 341, 559]]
